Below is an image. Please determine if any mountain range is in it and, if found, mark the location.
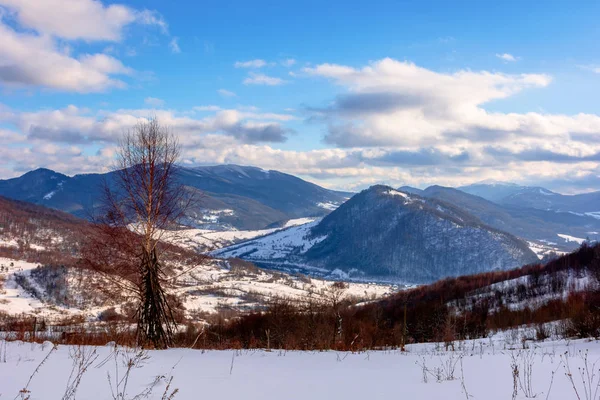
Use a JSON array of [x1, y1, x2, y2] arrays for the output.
[[0, 165, 349, 230], [2, 165, 600, 283], [459, 182, 600, 214], [406, 185, 600, 250]]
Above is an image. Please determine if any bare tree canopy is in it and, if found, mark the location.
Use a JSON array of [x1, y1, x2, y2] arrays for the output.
[[105, 118, 188, 248], [83, 118, 189, 349]]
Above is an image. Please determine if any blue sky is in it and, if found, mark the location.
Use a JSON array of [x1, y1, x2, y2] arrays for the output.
[[1, 0, 600, 193]]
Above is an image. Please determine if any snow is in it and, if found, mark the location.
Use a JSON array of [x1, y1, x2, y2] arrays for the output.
[[527, 241, 565, 260], [557, 234, 586, 245], [0, 238, 19, 248], [1, 334, 600, 399], [0, 258, 45, 315], [161, 218, 318, 253], [568, 211, 600, 220], [283, 217, 316, 227], [384, 189, 409, 199], [317, 201, 338, 211], [211, 220, 325, 260], [42, 191, 56, 200], [0, 255, 392, 318]]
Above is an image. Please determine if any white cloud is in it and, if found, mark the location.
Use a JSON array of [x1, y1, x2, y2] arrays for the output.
[[0, 0, 169, 92], [2, 101, 600, 193], [0, 22, 132, 92], [243, 72, 287, 86], [217, 89, 236, 97], [0, 0, 166, 41], [302, 58, 600, 150], [234, 59, 267, 68], [1, 104, 294, 145], [144, 97, 165, 107], [169, 37, 181, 54], [496, 53, 518, 62]]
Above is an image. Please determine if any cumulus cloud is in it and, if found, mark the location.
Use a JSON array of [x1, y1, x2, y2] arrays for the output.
[[0, 22, 133, 92], [0, 0, 167, 41], [496, 53, 518, 62], [243, 72, 287, 86], [0, 0, 167, 92], [0, 105, 295, 145], [1, 100, 600, 194], [303, 58, 600, 151]]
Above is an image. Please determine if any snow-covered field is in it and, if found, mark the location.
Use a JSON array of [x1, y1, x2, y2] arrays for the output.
[[527, 241, 566, 260], [1, 331, 599, 399], [0, 256, 393, 319]]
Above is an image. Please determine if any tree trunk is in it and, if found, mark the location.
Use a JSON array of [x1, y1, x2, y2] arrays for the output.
[[136, 247, 175, 349]]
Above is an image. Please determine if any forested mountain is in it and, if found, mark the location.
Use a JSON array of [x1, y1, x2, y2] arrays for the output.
[[0, 165, 349, 230], [215, 186, 538, 283]]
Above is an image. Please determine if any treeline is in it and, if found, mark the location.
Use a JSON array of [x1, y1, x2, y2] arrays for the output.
[[0, 196, 90, 265], [2, 243, 599, 350], [192, 243, 600, 350]]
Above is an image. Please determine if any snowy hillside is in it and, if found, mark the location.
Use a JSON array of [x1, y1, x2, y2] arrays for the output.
[[0, 256, 393, 320], [162, 218, 317, 253], [215, 186, 538, 283]]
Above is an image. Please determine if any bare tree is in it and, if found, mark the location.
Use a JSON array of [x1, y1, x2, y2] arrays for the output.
[[83, 118, 189, 348]]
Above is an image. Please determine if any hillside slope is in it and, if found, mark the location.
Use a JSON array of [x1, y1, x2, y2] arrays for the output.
[[215, 186, 538, 283]]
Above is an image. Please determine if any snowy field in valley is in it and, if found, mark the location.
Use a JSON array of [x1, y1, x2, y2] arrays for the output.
[[0, 256, 393, 319], [1, 332, 599, 399]]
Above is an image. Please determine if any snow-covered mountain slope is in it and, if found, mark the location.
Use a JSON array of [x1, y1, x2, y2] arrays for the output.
[[0, 197, 392, 320], [212, 220, 323, 260], [162, 218, 317, 253], [214, 186, 539, 283]]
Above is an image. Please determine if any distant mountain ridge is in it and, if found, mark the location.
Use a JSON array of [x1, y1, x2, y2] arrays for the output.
[[459, 182, 600, 214], [415, 185, 600, 250], [0, 165, 349, 230], [214, 185, 538, 283]]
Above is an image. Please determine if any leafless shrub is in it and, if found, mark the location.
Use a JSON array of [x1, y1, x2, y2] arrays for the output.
[[416, 352, 462, 383], [104, 345, 179, 400], [510, 349, 538, 398], [16, 342, 58, 399], [562, 349, 600, 400], [62, 345, 99, 400], [459, 356, 470, 399]]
